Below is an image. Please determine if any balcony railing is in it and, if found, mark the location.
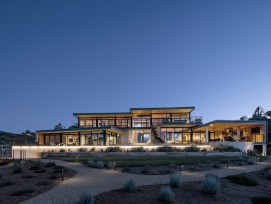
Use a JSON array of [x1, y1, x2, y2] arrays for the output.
[[160, 116, 203, 125]]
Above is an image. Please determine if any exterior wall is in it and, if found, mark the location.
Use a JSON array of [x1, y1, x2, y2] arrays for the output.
[[128, 129, 152, 145]]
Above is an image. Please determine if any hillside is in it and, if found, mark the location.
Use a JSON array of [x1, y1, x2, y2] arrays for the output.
[[0, 131, 35, 145]]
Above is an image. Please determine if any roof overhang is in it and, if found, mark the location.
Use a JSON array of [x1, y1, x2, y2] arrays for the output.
[[130, 107, 195, 115], [36, 126, 124, 134], [73, 112, 131, 118]]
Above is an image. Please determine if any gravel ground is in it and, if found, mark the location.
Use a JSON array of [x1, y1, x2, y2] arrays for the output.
[[21, 158, 271, 204]]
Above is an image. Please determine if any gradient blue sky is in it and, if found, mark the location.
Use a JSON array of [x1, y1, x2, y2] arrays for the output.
[[1, 0, 271, 133]]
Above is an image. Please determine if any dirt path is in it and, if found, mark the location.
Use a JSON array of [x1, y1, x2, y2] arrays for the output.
[[21, 158, 271, 204]]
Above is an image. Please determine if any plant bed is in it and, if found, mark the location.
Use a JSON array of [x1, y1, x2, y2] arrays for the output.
[[0, 160, 75, 204], [95, 171, 271, 204], [226, 175, 258, 186]]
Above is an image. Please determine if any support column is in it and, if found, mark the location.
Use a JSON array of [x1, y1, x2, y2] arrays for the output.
[[237, 126, 241, 141], [205, 126, 209, 143], [263, 144, 267, 156], [103, 130, 106, 146]]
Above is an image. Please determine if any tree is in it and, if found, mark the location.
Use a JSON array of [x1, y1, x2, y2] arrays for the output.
[[54, 122, 65, 130], [21, 130, 32, 136], [68, 123, 78, 129], [240, 116, 248, 121], [250, 106, 266, 120]]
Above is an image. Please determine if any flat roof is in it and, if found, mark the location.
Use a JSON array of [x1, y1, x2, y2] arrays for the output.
[[36, 126, 123, 134], [130, 106, 195, 111], [193, 120, 267, 130]]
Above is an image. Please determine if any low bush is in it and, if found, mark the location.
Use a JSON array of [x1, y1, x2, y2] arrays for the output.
[[201, 174, 220, 195], [264, 170, 271, 180], [159, 187, 175, 203], [141, 165, 151, 174], [182, 145, 200, 152], [247, 157, 256, 165], [169, 174, 182, 188], [0, 181, 16, 188], [46, 162, 56, 167], [156, 146, 179, 152], [105, 147, 121, 152], [87, 160, 94, 168], [89, 148, 95, 152], [22, 175, 34, 179], [124, 179, 137, 193], [122, 166, 130, 172], [79, 190, 94, 204], [34, 169, 46, 173], [94, 161, 104, 169], [129, 147, 145, 152], [251, 196, 271, 204], [78, 148, 88, 152], [13, 163, 23, 174], [49, 175, 57, 180], [106, 161, 116, 169], [10, 189, 35, 196], [213, 144, 240, 152], [53, 169, 62, 174], [53, 165, 64, 170], [29, 165, 40, 170], [59, 149, 66, 152], [226, 175, 258, 186], [263, 165, 271, 173], [36, 181, 52, 186]]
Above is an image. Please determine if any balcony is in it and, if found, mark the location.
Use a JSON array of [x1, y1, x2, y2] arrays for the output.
[[161, 116, 203, 125]]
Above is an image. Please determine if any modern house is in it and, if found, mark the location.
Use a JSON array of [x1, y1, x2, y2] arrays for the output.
[[35, 106, 268, 155]]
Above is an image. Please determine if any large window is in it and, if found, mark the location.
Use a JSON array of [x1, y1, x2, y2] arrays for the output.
[[44, 134, 61, 146], [79, 119, 96, 127], [133, 115, 151, 127], [161, 128, 191, 144], [137, 133, 150, 143]]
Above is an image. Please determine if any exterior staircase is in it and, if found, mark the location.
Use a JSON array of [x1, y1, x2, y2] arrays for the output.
[[151, 122, 165, 143]]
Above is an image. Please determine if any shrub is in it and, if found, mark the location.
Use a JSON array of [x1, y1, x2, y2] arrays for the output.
[[246, 149, 259, 156], [49, 175, 57, 180], [22, 175, 34, 179], [53, 165, 64, 170], [106, 161, 116, 169], [169, 174, 182, 188], [263, 165, 271, 173], [34, 169, 46, 173], [159, 187, 175, 203], [78, 148, 88, 152], [247, 158, 256, 165], [264, 170, 271, 180], [36, 181, 52, 186], [201, 174, 220, 195], [182, 145, 200, 152], [213, 145, 240, 152], [129, 147, 146, 152], [226, 175, 258, 186], [46, 162, 56, 167], [89, 148, 95, 152], [156, 146, 179, 152], [13, 163, 23, 174], [29, 165, 40, 170], [94, 161, 104, 169], [105, 147, 121, 152], [10, 189, 35, 196], [0, 181, 15, 188], [87, 160, 94, 168], [251, 196, 271, 204], [59, 149, 66, 152], [124, 179, 137, 193], [122, 166, 130, 172], [141, 165, 151, 174], [79, 190, 94, 204]]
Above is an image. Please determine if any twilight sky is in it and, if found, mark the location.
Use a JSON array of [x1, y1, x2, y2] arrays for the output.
[[0, 0, 271, 133]]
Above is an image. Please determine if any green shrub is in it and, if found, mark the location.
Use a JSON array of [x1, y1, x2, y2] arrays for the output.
[[13, 163, 23, 174], [213, 145, 240, 152], [226, 175, 258, 186], [122, 166, 130, 172], [264, 170, 271, 180], [78, 148, 88, 152], [0, 181, 16, 188], [79, 190, 94, 204], [156, 146, 179, 152], [87, 160, 94, 167], [34, 169, 46, 173], [169, 174, 182, 188], [129, 147, 146, 152], [182, 145, 200, 152], [94, 161, 104, 169], [159, 187, 175, 203], [106, 161, 116, 169], [247, 158, 256, 165], [29, 165, 40, 170], [10, 189, 35, 196], [89, 148, 95, 152], [46, 162, 56, 167], [201, 174, 220, 195], [105, 147, 121, 152], [49, 175, 57, 180], [36, 181, 52, 186], [263, 165, 271, 173], [124, 179, 137, 193], [59, 149, 66, 152], [251, 196, 271, 204]]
